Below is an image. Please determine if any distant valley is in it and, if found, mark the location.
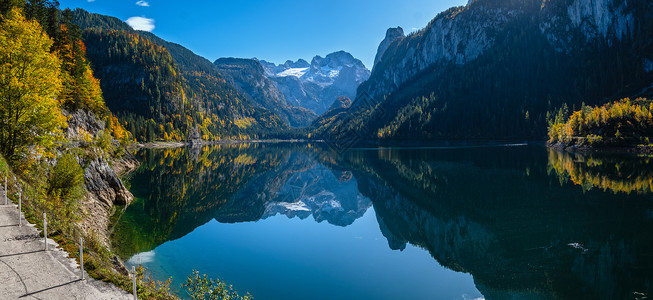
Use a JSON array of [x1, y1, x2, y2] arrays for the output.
[[213, 51, 370, 127]]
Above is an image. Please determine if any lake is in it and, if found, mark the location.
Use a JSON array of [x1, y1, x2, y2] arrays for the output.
[[112, 143, 653, 299]]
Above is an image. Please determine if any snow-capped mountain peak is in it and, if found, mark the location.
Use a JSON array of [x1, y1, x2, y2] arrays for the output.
[[258, 51, 370, 114]]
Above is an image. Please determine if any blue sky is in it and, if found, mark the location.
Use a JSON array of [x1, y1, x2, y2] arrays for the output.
[[59, 0, 467, 68]]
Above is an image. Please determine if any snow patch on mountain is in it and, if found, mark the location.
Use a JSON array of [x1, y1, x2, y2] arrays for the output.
[[277, 67, 309, 78], [321, 66, 341, 79]]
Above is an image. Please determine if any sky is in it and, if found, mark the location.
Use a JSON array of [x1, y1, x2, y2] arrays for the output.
[[59, 0, 467, 69]]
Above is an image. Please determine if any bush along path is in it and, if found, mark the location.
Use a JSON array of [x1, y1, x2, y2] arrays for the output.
[[0, 186, 131, 300]]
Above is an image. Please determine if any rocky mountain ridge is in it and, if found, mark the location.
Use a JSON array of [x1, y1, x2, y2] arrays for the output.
[[373, 27, 404, 68], [365, 0, 645, 101], [260, 51, 370, 115], [318, 0, 653, 141]]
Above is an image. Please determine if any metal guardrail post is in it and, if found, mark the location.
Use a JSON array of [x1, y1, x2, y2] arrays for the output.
[[43, 213, 47, 251], [80, 238, 84, 280], [132, 266, 137, 300]]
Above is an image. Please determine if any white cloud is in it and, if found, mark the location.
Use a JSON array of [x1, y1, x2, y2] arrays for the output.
[[135, 1, 149, 7], [126, 16, 155, 32]]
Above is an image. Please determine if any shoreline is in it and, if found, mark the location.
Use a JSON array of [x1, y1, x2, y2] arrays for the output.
[[546, 142, 653, 154], [128, 139, 312, 149], [128, 139, 543, 150]]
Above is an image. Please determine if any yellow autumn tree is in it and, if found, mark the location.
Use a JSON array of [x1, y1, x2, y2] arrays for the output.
[[0, 8, 65, 159], [56, 24, 106, 114]]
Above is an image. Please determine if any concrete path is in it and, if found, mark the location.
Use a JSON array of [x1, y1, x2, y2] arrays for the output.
[[0, 194, 132, 299]]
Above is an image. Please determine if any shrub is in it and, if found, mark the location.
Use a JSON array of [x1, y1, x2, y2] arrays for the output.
[[46, 153, 85, 235], [135, 265, 174, 299], [96, 129, 114, 152], [184, 270, 252, 300]]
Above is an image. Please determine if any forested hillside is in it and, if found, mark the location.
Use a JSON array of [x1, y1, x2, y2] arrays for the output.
[[311, 96, 352, 136], [315, 0, 653, 143], [214, 57, 316, 127], [70, 9, 290, 142], [82, 29, 187, 139]]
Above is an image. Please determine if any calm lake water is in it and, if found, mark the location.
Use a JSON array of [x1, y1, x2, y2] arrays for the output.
[[112, 143, 653, 299]]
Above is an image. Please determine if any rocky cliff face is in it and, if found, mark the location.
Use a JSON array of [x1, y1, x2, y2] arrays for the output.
[[261, 51, 370, 115], [80, 152, 137, 245], [540, 0, 636, 51], [373, 27, 404, 68], [63, 109, 106, 140], [63, 109, 139, 245], [362, 2, 525, 101], [363, 0, 645, 102]]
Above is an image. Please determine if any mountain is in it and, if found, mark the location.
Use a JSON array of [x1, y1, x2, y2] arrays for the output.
[[312, 96, 352, 135], [260, 51, 371, 115], [133, 31, 313, 133], [316, 0, 653, 142], [70, 9, 289, 141], [213, 58, 316, 127], [81, 29, 186, 122], [373, 27, 404, 67], [209, 51, 369, 126]]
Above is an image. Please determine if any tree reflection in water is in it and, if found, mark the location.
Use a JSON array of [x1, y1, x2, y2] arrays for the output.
[[113, 144, 653, 300]]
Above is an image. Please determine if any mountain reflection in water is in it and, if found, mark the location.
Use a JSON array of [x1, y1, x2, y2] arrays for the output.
[[113, 144, 653, 300]]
